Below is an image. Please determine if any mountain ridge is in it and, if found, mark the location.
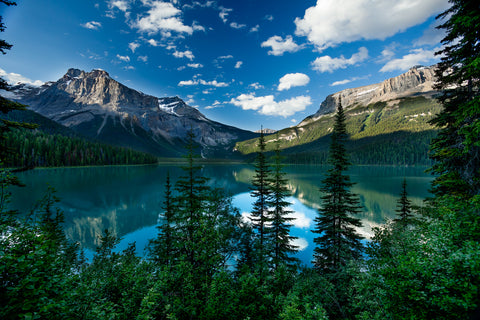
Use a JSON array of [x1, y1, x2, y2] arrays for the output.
[[235, 65, 441, 165], [2, 68, 257, 158]]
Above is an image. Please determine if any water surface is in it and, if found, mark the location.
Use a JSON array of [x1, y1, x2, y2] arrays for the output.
[[11, 164, 433, 264]]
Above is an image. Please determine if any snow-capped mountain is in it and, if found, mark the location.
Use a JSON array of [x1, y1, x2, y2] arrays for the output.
[[3, 68, 256, 157]]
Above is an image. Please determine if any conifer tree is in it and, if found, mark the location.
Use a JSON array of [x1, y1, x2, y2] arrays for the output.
[[269, 140, 298, 271], [250, 128, 273, 260], [429, 0, 480, 197], [394, 178, 414, 226], [148, 172, 176, 265], [312, 102, 364, 273]]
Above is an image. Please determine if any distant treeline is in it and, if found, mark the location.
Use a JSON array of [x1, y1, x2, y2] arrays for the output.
[[4, 129, 158, 167]]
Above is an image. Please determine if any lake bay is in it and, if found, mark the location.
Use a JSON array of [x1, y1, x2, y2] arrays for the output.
[[11, 164, 433, 265]]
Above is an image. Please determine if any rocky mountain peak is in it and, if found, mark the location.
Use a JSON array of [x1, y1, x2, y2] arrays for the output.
[[305, 65, 438, 123]]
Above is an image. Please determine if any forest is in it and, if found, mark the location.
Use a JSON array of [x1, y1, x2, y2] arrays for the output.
[[1, 0, 480, 319]]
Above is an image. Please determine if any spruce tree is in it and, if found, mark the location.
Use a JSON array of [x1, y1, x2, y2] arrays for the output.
[[250, 128, 273, 260], [429, 0, 480, 197], [148, 172, 176, 265], [269, 140, 298, 271], [394, 178, 414, 226], [312, 102, 364, 273]]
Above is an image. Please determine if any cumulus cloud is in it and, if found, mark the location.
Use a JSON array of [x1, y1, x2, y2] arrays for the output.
[[81, 21, 102, 30], [187, 63, 203, 68], [178, 78, 229, 87], [250, 25, 259, 32], [261, 35, 302, 56], [278, 73, 310, 91], [291, 238, 309, 251], [219, 6, 232, 23], [380, 48, 439, 72], [138, 55, 148, 62], [173, 50, 195, 60], [147, 38, 160, 46], [311, 47, 368, 73], [230, 22, 246, 29], [116, 54, 131, 62], [109, 0, 129, 12], [249, 82, 264, 90], [129, 42, 140, 52], [235, 61, 243, 69], [0, 68, 43, 86], [205, 100, 223, 109], [134, 1, 200, 35], [295, 0, 449, 51], [230, 94, 312, 117]]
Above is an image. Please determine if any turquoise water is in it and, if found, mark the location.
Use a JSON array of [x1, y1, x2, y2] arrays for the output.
[[11, 164, 433, 264]]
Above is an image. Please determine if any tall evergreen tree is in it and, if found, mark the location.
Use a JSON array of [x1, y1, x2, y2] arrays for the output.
[[394, 178, 414, 226], [429, 0, 480, 197], [250, 128, 273, 260], [312, 102, 364, 273], [148, 172, 176, 265], [269, 140, 298, 271]]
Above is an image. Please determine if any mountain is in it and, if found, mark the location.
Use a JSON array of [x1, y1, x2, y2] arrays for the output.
[[3, 68, 257, 158], [235, 65, 442, 165]]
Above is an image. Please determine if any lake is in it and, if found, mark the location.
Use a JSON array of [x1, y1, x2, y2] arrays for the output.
[[11, 164, 433, 265]]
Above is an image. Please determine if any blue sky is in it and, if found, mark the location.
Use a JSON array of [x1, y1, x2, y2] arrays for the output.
[[0, 0, 449, 131]]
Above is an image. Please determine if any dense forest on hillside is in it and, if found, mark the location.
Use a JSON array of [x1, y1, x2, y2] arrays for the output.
[[1, 110, 158, 167], [237, 96, 441, 165]]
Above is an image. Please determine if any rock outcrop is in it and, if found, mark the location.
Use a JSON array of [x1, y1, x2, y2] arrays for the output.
[[303, 65, 437, 124]]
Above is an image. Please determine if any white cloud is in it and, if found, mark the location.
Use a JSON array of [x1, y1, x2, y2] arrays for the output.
[[230, 93, 312, 117], [265, 15, 274, 21], [173, 50, 195, 60], [291, 238, 309, 251], [138, 55, 148, 62], [134, 1, 200, 35], [311, 47, 368, 73], [129, 42, 140, 52], [330, 75, 370, 86], [218, 55, 233, 60], [230, 22, 246, 29], [187, 63, 203, 68], [380, 48, 438, 72], [109, 0, 129, 12], [116, 54, 131, 62], [261, 35, 302, 56], [295, 0, 450, 51], [0, 68, 43, 86], [287, 209, 313, 228], [249, 82, 264, 90], [147, 38, 160, 46], [235, 61, 243, 69], [278, 73, 310, 91], [178, 78, 229, 87], [205, 100, 223, 109], [219, 7, 232, 23], [250, 25, 259, 32], [81, 21, 102, 30]]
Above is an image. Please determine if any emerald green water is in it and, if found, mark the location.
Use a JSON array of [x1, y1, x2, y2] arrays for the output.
[[11, 164, 433, 264]]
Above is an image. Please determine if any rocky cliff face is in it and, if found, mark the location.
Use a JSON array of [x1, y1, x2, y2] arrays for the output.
[[302, 65, 437, 124], [4, 68, 256, 157]]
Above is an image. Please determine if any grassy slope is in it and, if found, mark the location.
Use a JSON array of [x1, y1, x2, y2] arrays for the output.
[[235, 96, 441, 165]]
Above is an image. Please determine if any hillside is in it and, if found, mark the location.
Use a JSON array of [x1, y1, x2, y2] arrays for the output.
[[235, 66, 441, 165]]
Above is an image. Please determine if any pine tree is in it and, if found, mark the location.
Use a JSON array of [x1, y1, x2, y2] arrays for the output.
[[250, 128, 273, 261], [148, 172, 176, 265], [269, 140, 298, 271], [394, 178, 414, 226], [312, 102, 364, 273], [429, 0, 480, 197]]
